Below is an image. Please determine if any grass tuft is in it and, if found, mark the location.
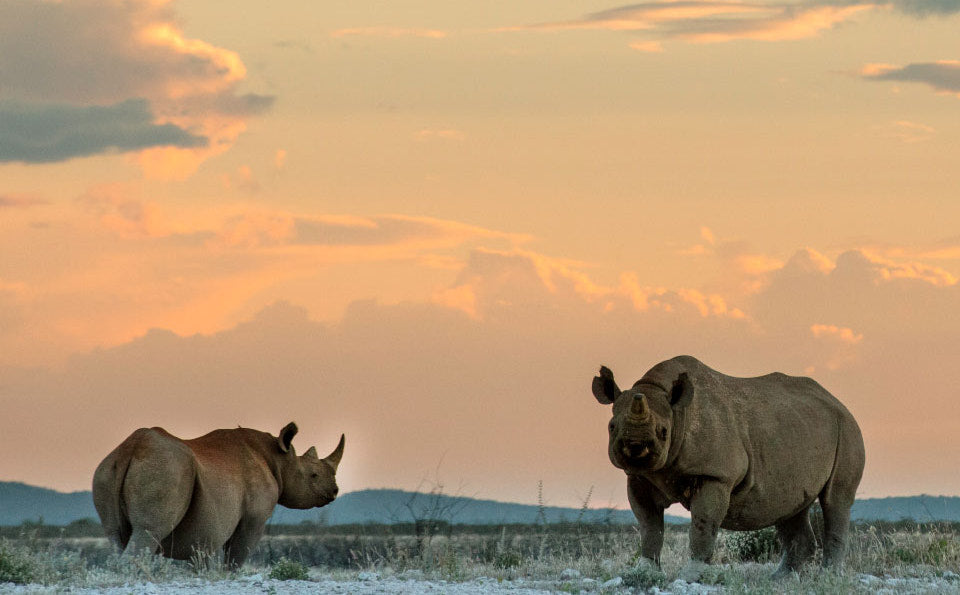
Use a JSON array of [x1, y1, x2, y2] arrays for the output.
[[268, 557, 310, 581]]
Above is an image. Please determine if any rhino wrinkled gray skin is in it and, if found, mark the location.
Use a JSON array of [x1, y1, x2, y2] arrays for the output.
[[592, 355, 864, 580], [93, 422, 344, 567]]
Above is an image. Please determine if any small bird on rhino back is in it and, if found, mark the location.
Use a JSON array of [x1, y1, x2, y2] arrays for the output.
[[591, 355, 864, 581], [92, 422, 344, 567]]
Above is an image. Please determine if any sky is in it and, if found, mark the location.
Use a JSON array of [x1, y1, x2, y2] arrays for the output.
[[2, 0, 960, 512]]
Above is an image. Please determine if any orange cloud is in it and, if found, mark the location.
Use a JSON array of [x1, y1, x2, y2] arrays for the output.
[[0, 0, 271, 175], [811, 323, 864, 344], [629, 40, 665, 52]]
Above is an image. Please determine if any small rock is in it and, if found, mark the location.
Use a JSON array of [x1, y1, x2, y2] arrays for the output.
[[602, 576, 624, 589], [560, 568, 582, 580], [943, 571, 959, 581], [399, 569, 424, 580], [357, 571, 380, 581]]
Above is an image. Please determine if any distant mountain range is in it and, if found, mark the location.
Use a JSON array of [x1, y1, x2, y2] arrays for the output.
[[2, 481, 958, 527]]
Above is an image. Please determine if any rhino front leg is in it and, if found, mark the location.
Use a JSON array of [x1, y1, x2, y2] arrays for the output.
[[224, 517, 268, 568], [626, 475, 667, 566], [773, 505, 816, 578], [681, 480, 731, 582]]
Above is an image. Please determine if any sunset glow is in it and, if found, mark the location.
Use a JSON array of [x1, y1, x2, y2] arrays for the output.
[[2, 0, 960, 510]]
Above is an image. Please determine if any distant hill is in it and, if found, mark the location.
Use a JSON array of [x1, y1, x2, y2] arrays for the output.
[[0, 482, 98, 526], [264, 488, 670, 525], [851, 495, 960, 523], [2, 481, 959, 527]]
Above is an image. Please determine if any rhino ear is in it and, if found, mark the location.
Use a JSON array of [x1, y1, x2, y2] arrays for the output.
[[670, 372, 695, 410], [278, 422, 298, 453], [592, 366, 621, 405]]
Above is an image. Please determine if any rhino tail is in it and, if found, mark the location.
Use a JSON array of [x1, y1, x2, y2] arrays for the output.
[[93, 450, 134, 551]]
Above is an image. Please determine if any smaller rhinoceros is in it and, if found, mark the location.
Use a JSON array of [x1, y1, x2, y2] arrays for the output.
[[93, 422, 343, 567], [592, 356, 864, 580]]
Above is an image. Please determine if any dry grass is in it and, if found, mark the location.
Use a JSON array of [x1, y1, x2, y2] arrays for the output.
[[1, 521, 958, 592]]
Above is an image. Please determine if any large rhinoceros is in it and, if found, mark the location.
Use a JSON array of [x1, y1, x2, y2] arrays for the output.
[[93, 422, 344, 567], [592, 355, 864, 580]]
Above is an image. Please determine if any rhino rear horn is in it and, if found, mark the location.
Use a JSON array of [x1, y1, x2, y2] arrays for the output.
[[630, 393, 650, 418], [593, 366, 621, 405], [278, 422, 298, 453], [323, 434, 345, 471]]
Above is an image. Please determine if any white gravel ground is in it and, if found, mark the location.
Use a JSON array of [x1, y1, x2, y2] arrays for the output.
[[2, 570, 958, 593]]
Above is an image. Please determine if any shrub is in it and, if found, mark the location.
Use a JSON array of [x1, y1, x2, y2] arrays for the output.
[[0, 541, 39, 585], [725, 527, 780, 563], [620, 563, 666, 589], [268, 557, 310, 581]]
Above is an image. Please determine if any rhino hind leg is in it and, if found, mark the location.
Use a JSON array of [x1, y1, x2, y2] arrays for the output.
[[772, 505, 817, 578], [819, 495, 853, 568], [817, 423, 863, 569], [124, 528, 162, 557]]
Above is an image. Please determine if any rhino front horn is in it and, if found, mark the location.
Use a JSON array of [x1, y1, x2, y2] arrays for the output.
[[324, 434, 345, 471], [631, 394, 650, 418]]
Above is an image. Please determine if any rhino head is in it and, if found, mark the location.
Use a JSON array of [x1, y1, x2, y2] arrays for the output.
[[275, 422, 345, 509], [592, 366, 694, 472]]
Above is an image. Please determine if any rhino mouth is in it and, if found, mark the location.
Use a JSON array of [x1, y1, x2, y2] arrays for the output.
[[620, 440, 656, 462]]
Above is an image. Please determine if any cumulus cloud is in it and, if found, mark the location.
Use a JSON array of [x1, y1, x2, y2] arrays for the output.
[[3, 240, 960, 501], [861, 60, 960, 96], [0, 0, 271, 172], [0, 99, 205, 163]]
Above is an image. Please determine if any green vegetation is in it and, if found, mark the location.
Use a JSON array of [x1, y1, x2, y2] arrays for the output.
[[268, 557, 310, 580]]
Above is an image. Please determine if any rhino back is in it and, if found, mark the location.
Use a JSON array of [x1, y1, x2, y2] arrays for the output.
[[646, 357, 860, 528], [159, 429, 281, 558]]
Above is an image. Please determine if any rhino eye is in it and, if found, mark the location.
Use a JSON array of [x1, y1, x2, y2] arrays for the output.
[[608, 421, 615, 433], [310, 472, 320, 479]]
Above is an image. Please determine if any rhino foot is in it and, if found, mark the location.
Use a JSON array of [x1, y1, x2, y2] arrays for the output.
[[771, 562, 797, 580], [678, 560, 709, 583]]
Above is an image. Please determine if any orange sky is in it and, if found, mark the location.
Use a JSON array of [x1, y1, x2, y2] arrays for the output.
[[2, 0, 960, 509]]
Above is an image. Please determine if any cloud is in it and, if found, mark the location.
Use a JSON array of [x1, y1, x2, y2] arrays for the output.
[[811, 323, 863, 344], [0, 193, 49, 209], [629, 40, 665, 52], [0, 0, 271, 172], [505, 1, 874, 47], [506, 0, 960, 48], [879, 0, 960, 16], [861, 60, 960, 96], [0, 99, 205, 163], [4, 239, 960, 502], [331, 27, 448, 39], [882, 120, 936, 143]]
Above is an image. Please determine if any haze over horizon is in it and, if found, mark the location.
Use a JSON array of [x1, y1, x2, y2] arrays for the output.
[[2, 0, 959, 510]]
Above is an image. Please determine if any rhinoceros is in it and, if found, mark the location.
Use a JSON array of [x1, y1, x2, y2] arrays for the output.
[[592, 355, 864, 580], [92, 422, 344, 567]]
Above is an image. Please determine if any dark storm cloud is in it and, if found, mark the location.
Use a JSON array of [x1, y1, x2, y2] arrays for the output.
[[0, 99, 207, 163], [862, 61, 960, 94]]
